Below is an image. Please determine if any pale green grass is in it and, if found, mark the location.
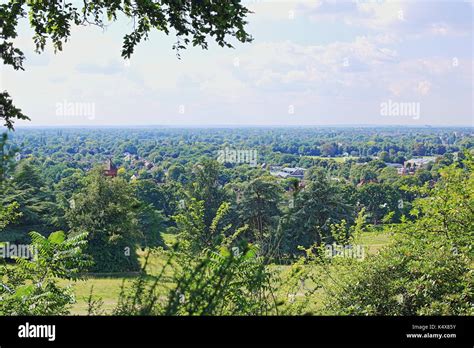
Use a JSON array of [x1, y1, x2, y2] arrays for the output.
[[358, 229, 393, 254], [64, 230, 391, 315], [303, 155, 359, 163], [60, 277, 132, 314]]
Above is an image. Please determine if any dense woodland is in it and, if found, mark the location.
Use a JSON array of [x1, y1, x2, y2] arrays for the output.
[[0, 0, 472, 317], [0, 126, 472, 316], [2, 127, 471, 257]]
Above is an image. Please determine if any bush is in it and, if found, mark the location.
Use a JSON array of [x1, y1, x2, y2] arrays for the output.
[[324, 233, 473, 315]]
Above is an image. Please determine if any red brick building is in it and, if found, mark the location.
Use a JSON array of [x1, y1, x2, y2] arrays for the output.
[[104, 159, 118, 177]]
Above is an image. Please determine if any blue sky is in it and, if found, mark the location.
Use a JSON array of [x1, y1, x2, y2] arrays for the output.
[[1, 0, 473, 126]]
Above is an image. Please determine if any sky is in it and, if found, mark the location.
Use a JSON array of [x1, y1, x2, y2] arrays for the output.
[[1, 0, 473, 127]]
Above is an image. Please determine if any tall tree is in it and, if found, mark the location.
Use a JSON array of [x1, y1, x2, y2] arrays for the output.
[[188, 159, 227, 233], [238, 176, 282, 238], [1, 160, 59, 242], [280, 169, 354, 256], [357, 183, 401, 224], [66, 168, 142, 272]]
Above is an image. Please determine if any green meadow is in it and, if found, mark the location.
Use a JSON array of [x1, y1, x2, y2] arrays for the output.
[[63, 230, 391, 315]]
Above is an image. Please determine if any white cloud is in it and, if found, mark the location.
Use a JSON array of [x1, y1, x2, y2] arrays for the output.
[[303, 0, 472, 38], [230, 36, 400, 93], [416, 80, 431, 96], [2, 1, 472, 126]]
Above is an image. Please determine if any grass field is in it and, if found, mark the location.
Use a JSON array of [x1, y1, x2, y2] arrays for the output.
[[63, 230, 392, 315], [303, 155, 360, 163], [358, 229, 393, 254], [60, 277, 132, 314]]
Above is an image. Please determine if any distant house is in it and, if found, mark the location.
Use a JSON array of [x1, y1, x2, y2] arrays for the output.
[[104, 159, 118, 177], [144, 160, 154, 170], [404, 157, 435, 168], [399, 157, 436, 174], [123, 152, 133, 161], [398, 157, 436, 175], [397, 167, 408, 175], [270, 166, 306, 179]]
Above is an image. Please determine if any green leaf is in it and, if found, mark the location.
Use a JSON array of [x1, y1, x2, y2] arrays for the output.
[[219, 246, 231, 257], [48, 231, 65, 244], [14, 285, 34, 299]]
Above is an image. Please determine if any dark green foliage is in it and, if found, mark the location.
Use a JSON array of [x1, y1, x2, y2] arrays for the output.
[[0, 127, 472, 316], [325, 234, 473, 315], [114, 202, 278, 316], [356, 182, 402, 224], [0, 201, 20, 231], [164, 244, 276, 316], [0, 230, 91, 315], [136, 201, 167, 248], [279, 169, 354, 256], [238, 176, 282, 238], [0, 132, 18, 179], [188, 159, 228, 233], [324, 158, 474, 315], [66, 169, 141, 272], [1, 160, 60, 243], [133, 179, 181, 224], [0, 92, 29, 130]]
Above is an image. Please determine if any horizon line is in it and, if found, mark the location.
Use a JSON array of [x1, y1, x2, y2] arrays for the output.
[[8, 123, 474, 129]]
